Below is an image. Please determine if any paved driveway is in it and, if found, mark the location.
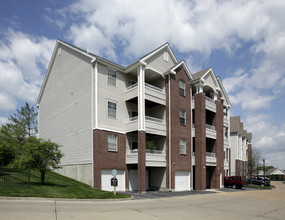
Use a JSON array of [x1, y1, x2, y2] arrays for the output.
[[1, 181, 284, 220]]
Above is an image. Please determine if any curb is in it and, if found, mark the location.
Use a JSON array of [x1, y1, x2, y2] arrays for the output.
[[0, 196, 134, 202]]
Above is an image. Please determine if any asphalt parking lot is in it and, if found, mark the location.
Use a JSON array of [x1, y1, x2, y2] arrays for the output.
[[122, 189, 216, 199], [122, 186, 262, 199]]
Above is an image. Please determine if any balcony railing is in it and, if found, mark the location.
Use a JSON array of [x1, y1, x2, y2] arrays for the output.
[[126, 83, 138, 91], [206, 124, 215, 130], [145, 83, 164, 93], [205, 96, 215, 104], [126, 82, 164, 93], [126, 116, 164, 124], [192, 152, 216, 157], [128, 149, 165, 155], [145, 116, 164, 124]]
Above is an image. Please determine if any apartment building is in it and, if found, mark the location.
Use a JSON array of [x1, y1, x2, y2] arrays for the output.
[[37, 40, 231, 192], [229, 116, 252, 178]]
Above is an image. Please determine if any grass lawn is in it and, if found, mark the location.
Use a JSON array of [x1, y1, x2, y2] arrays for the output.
[[0, 170, 130, 199], [247, 184, 274, 190]]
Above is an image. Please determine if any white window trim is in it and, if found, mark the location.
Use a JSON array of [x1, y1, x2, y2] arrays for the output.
[[179, 80, 185, 96], [179, 109, 186, 125], [108, 134, 118, 152], [180, 139, 186, 155], [107, 67, 117, 86], [107, 100, 117, 119]]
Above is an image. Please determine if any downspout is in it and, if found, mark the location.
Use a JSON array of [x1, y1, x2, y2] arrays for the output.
[[168, 74, 172, 192], [91, 58, 96, 187], [190, 85, 193, 190]]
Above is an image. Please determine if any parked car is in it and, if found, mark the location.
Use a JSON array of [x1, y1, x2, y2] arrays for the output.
[[250, 177, 270, 187], [224, 176, 248, 189]]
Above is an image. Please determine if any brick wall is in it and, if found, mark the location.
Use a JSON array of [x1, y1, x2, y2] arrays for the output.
[[165, 68, 192, 190], [93, 129, 126, 189], [194, 92, 206, 190], [138, 131, 146, 193], [212, 95, 224, 188]]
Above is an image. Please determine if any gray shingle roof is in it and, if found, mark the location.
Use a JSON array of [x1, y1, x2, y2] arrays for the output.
[[192, 68, 211, 80]]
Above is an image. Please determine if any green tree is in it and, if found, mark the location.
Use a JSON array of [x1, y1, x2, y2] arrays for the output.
[[13, 137, 64, 185], [0, 102, 38, 166], [8, 102, 38, 141], [248, 147, 262, 178]]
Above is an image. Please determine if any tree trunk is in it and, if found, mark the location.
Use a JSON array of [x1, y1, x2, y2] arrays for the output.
[[41, 172, 45, 185]]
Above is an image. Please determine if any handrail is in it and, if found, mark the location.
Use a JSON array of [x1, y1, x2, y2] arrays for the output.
[[145, 83, 164, 93], [205, 96, 215, 104], [126, 116, 165, 124], [206, 124, 216, 130], [126, 83, 138, 91], [193, 152, 216, 157], [145, 116, 164, 124], [206, 152, 216, 157], [128, 149, 165, 155]]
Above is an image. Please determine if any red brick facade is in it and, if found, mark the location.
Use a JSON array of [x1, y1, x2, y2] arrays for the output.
[[212, 95, 224, 188], [93, 129, 126, 189], [194, 92, 207, 190], [138, 131, 146, 193], [165, 68, 192, 190]]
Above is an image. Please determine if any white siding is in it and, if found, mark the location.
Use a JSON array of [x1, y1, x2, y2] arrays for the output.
[[204, 73, 218, 91], [97, 63, 129, 132], [38, 45, 92, 166], [146, 48, 175, 73]]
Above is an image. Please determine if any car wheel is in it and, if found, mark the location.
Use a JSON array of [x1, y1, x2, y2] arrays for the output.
[[261, 184, 265, 187], [232, 184, 237, 189]]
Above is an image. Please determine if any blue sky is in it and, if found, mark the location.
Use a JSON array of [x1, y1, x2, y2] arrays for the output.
[[0, 0, 284, 169]]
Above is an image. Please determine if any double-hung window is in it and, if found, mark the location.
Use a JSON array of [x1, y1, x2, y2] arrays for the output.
[[108, 134, 117, 151], [107, 68, 116, 86], [108, 101, 117, 118], [180, 139, 186, 155], [179, 80, 185, 96], [179, 109, 186, 125]]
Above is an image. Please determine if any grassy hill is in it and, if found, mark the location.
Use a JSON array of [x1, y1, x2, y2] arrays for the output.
[[0, 169, 130, 199]]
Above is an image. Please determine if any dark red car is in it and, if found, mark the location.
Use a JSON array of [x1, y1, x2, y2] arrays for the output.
[[224, 176, 248, 189]]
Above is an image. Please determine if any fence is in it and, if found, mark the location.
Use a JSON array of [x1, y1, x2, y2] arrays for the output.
[[0, 166, 30, 188]]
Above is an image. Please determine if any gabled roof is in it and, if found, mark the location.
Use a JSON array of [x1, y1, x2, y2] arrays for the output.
[[191, 68, 220, 93], [266, 168, 285, 176], [192, 68, 211, 80], [230, 116, 252, 140], [216, 76, 232, 108], [125, 42, 178, 73], [140, 42, 178, 64], [168, 61, 193, 80]]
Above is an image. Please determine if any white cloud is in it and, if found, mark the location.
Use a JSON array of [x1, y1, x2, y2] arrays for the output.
[[0, 29, 55, 111]]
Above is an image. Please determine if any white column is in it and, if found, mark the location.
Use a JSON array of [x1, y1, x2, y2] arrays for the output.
[[195, 83, 203, 93], [138, 65, 145, 131]]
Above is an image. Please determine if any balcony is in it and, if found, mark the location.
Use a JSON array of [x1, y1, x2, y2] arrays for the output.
[[125, 83, 166, 105], [223, 115, 229, 126], [191, 124, 216, 139], [205, 96, 216, 112], [206, 124, 216, 139], [126, 149, 166, 167], [192, 152, 217, 166], [125, 116, 166, 136], [224, 138, 229, 148]]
